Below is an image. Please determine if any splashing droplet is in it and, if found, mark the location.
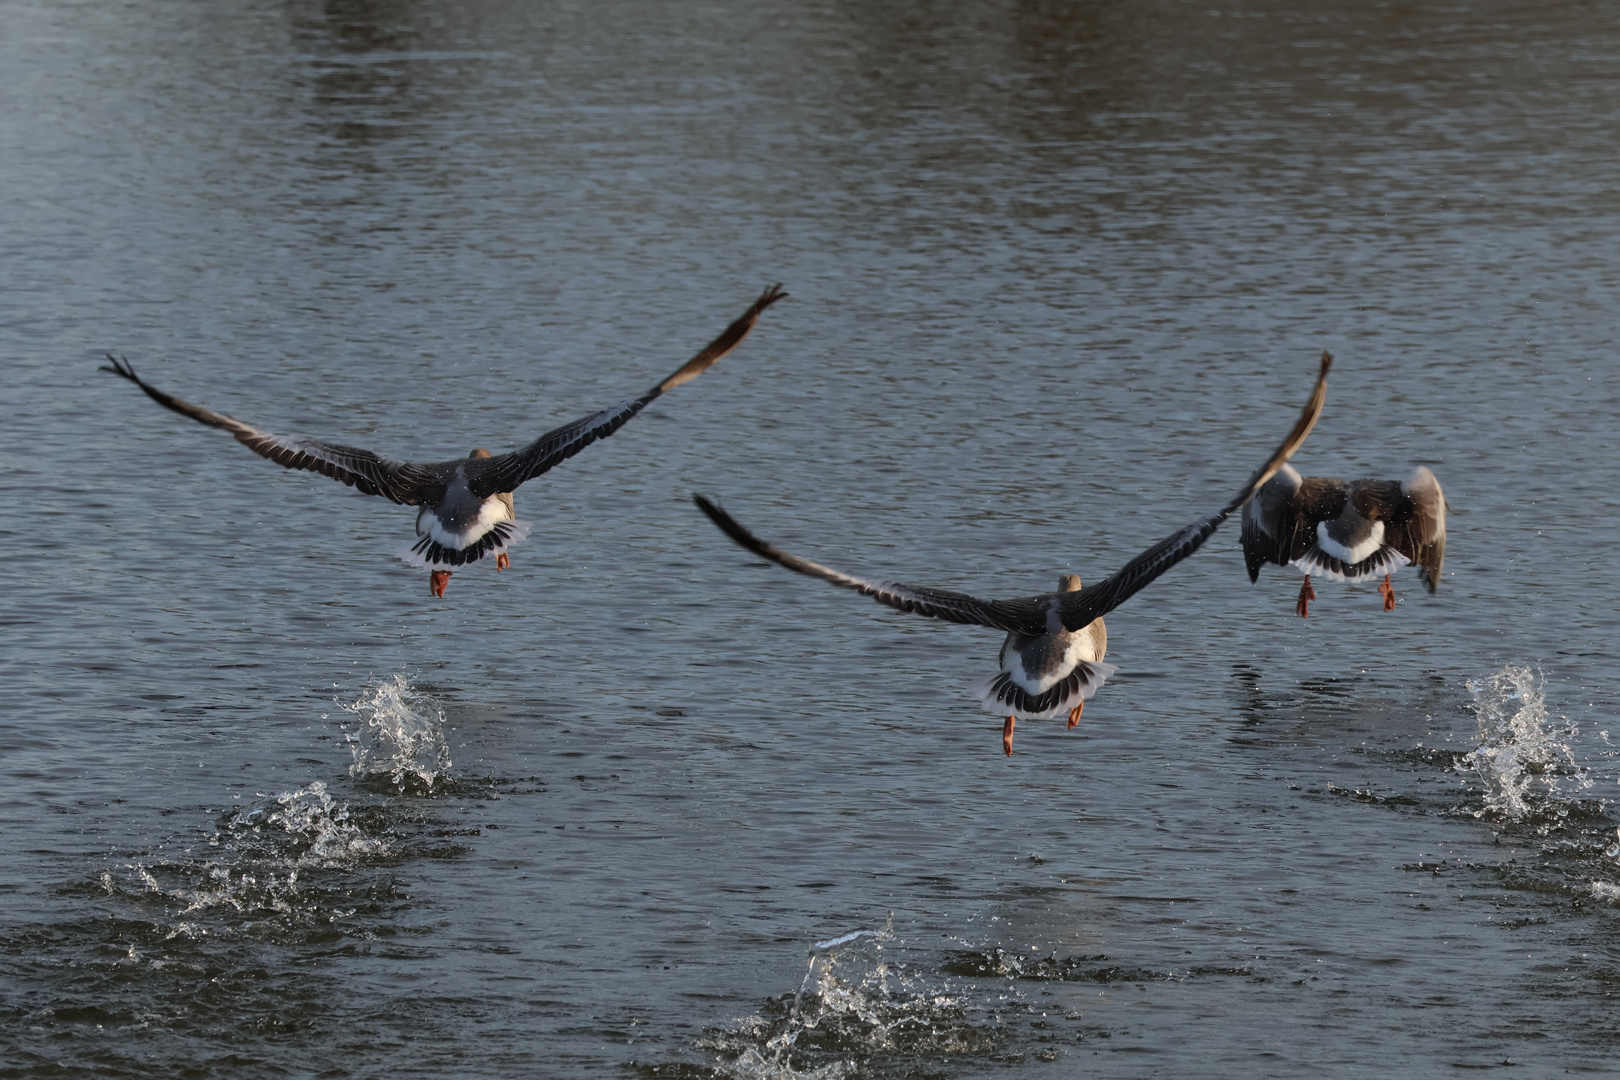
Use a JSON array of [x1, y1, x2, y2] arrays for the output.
[[1460, 665, 1591, 823], [696, 914, 997, 1078], [342, 674, 452, 793]]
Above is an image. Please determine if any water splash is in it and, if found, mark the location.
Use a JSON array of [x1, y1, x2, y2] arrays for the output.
[[120, 782, 389, 933], [341, 674, 453, 793], [1460, 665, 1591, 823], [266, 781, 390, 866], [699, 915, 996, 1079]]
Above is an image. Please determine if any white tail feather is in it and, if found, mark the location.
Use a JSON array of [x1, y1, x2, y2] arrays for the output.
[[1292, 544, 1408, 583], [395, 520, 533, 569], [973, 660, 1118, 720]]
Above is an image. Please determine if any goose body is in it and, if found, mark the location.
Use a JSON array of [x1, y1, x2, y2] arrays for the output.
[[403, 456, 523, 571], [1242, 464, 1446, 615], [696, 353, 1330, 755], [106, 285, 786, 596], [980, 574, 1115, 726]]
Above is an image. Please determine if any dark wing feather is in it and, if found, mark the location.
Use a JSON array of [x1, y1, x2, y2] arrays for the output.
[[1056, 516, 1228, 631], [1057, 350, 1332, 631], [1240, 507, 1268, 582], [1292, 477, 1351, 558], [693, 495, 1050, 634], [1369, 469, 1447, 592], [466, 285, 787, 499], [102, 355, 445, 505], [1241, 470, 1301, 581], [1411, 527, 1446, 592]]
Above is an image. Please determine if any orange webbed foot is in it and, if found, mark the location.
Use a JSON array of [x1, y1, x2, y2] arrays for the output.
[[1296, 577, 1316, 618], [1003, 715, 1016, 757], [1378, 573, 1396, 611], [1067, 702, 1084, 730], [430, 569, 451, 598], [496, 552, 510, 572]]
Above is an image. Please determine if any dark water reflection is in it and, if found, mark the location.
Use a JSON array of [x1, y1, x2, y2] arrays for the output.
[[3, 0, 1619, 1076]]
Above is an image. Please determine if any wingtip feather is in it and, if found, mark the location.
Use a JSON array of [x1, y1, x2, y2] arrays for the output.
[[656, 285, 789, 394], [102, 353, 137, 381], [692, 492, 762, 554], [1222, 351, 1332, 515]]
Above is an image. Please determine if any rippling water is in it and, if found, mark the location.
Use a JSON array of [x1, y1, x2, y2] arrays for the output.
[[4, 0, 1619, 1075]]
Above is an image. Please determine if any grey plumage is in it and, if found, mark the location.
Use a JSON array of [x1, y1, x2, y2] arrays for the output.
[[982, 575, 1113, 720]]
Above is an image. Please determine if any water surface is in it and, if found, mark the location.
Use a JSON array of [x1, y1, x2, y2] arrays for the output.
[[3, 1, 1619, 1075]]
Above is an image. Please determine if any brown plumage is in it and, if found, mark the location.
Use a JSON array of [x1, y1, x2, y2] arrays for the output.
[[1241, 464, 1447, 616]]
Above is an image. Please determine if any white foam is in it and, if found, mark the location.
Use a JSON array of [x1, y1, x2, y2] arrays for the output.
[[124, 781, 387, 927], [268, 781, 388, 866]]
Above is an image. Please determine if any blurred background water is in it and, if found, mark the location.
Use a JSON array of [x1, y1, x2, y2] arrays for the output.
[[2, 0, 1618, 1075]]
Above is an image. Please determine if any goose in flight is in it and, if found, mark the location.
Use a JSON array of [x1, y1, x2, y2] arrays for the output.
[[695, 353, 1331, 756], [105, 284, 786, 596], [1241, 464, 1446, 616]]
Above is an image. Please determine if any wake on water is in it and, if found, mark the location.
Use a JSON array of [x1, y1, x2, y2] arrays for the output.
[[690, 915, 1006, 1079], [109, 779, 394, 947], [3, 674, 476, 1067], [106, 673, 453, 941]]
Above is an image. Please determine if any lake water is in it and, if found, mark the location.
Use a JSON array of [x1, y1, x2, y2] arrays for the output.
[[3, 1, 1618, 1076]]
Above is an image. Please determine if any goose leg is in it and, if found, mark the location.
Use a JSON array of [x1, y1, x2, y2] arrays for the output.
[[1067, 702, 1084, 729], [496, 552, 510, 571], [1295, 577, 1316, 618], [1003, 715, 1016, 757], [1378, 573, 1396, 611], [430, 570, 451, 598]]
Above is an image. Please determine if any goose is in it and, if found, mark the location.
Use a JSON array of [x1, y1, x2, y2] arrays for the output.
[[105, 285, 786, 596], [1241, 464, 1446, 616], [695, 353, 1330, 756]]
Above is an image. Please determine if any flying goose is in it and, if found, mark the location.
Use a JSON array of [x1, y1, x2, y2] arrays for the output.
[[1241, 464, 1446, 616], [695, 353, 1330, 756], [106, 285, 786, 596]]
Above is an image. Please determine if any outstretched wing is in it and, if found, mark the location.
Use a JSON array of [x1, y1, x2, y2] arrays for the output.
[[466, 285, 787, 499], [696, 350, 1330, 639], [692, 495, 1051, 634], [1054, 351, 1331, 631], [103, 355, 446, 505]]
